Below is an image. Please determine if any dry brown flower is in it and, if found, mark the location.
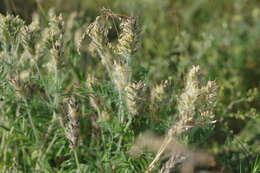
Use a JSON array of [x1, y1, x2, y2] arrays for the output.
[[65, 96, 80, 149], [125, 82, 146, 115], [145, 66, 218, 173]]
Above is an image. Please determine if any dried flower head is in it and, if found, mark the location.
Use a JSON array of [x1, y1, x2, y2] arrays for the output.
[[7, 75, 24, 99], [125, 82, 146, 115], [145, 66, 218, 173], [0, 14, 24, 48], [159, 151, 216, 173], [173, 66, 218, 134], [115, 16, 139, 58], [149, 80, 169, 118], [158, 154, 186, 173], [151, 80, 168, 102], [79, 9, 140, 94], [65, 96, 80, 149], [21, 21, 40, 55], [85, 15, 111, 52], [43, 12, 65, 70]]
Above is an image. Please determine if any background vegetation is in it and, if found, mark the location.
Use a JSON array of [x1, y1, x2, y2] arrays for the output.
[[0, 0, 259, 172]]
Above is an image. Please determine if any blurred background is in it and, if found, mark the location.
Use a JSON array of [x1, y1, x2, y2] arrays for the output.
[[0, 0, 259, 172]]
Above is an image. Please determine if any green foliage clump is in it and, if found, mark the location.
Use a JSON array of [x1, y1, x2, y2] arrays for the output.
[[0, 0, 259, 172]]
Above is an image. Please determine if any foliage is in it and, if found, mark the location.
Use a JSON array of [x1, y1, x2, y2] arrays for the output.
[[0, 0, 259, 173]]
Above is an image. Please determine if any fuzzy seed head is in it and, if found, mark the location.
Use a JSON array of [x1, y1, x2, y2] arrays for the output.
[[66, 96, 80, 149], [125, 82, 146, 115], [0, 14, 24, 46]]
